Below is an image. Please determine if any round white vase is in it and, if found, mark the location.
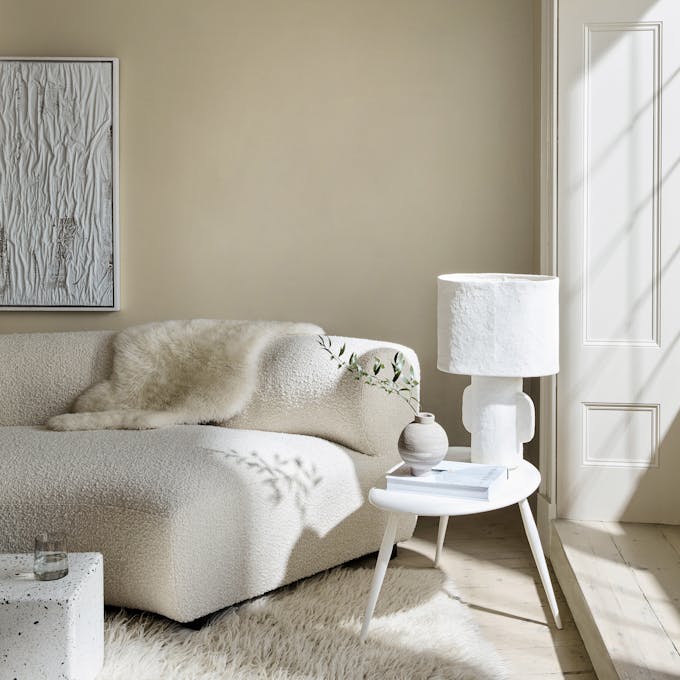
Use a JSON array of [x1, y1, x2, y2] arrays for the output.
[[398, 412, 449, 476]]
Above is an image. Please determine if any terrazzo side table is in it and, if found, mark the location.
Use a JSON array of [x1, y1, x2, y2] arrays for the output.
[[0, 552, 103, 680], [360, 447, 562, 642]]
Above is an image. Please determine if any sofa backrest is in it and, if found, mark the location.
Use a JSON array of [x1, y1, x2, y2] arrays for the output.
[[0, 329, 418, 457], [0, 331, 115, 427], [230, 333, 418, 457]]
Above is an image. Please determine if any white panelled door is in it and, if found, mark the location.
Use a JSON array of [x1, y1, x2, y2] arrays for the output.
[[557, 0, 680, 522]]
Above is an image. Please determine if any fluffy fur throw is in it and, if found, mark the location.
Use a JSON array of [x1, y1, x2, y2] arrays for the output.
[[47, 319, 322, 431]]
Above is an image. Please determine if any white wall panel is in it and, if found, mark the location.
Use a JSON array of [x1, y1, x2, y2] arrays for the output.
[[582, 402, 659, 468], [583, 23, 660, 346], [558, 0, 680, 523]]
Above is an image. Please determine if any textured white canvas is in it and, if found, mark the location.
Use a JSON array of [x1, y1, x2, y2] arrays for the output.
[[0, 58, 118, 309]]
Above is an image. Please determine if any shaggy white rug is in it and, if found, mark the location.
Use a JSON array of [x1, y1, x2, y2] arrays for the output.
[[100, 566, 508, 680]]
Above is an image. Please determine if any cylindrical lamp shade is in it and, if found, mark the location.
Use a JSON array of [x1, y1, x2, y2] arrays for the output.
[[437, 273, 559, 377]]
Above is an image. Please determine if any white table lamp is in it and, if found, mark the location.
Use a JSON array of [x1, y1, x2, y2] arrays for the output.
[[437, 273, 559, 468]]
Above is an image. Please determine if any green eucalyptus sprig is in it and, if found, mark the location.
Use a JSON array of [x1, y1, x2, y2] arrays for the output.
[[317, 335, 420, 416]]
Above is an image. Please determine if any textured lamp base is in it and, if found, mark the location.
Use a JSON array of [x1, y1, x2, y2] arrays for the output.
[[462, 376, 535, 468]]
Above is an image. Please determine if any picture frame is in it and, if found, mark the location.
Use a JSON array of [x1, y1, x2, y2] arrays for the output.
[[0, 57, 119, 311]]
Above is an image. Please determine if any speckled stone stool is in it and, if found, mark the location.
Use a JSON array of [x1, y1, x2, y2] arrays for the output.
[[0, 552, 103, 680]]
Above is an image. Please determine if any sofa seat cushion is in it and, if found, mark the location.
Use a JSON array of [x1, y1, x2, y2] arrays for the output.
[[0, 425, 414, 621]]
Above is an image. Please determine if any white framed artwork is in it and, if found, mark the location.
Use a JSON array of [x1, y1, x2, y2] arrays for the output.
[[0, 57, 119, 310]]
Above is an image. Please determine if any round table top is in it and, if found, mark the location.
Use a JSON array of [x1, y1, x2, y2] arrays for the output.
[[369, 455, 541, 517]]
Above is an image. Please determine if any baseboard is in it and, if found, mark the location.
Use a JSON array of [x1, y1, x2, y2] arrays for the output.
[[537, 492, 554, 554]]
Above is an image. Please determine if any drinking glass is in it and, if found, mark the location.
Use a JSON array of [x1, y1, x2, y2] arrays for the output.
[[34, 533, 69, 580]]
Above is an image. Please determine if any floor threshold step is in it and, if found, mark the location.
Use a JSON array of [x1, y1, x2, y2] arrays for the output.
[[551, 519, 680, 680]]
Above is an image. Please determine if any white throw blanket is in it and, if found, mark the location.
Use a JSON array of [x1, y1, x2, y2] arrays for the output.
[[47, 319, 322, 431]]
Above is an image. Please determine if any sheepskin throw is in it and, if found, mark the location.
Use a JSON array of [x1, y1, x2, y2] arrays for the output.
[[47, 319, 322, 431]]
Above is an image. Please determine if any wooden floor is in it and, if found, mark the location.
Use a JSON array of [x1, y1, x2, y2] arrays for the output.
[[552, 519, 680, 680], [382, 506, 595, 679]]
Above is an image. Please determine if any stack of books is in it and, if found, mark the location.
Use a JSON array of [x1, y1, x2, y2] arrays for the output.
[[386, 460, 507, 501]]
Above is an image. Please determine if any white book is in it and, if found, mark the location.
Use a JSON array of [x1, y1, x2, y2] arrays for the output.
[[385, 460, 507, 501]]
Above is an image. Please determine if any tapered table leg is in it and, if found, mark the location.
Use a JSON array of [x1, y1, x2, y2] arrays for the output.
[[518, 498, 563, 629], [360, 513, 399, 642], [434, 515, 449, 567]]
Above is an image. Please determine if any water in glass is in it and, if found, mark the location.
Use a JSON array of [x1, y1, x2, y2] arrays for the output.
[[34, 533, 68, 580], [34, 551, 68, 580]]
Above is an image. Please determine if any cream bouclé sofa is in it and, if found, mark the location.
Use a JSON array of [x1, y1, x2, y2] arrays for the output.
[[0, 329, 418, 622]]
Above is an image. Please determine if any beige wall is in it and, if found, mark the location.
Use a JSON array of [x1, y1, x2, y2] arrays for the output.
[[0, 0, 536, 445]]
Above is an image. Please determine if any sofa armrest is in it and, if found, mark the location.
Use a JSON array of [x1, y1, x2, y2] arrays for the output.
[[228, 334, 419, 457]]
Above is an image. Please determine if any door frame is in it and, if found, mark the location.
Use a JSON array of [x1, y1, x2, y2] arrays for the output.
[[538, 0, 559, 548]]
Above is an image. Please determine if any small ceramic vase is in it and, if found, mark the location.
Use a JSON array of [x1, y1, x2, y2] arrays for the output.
[[398, 412, 449, 476]]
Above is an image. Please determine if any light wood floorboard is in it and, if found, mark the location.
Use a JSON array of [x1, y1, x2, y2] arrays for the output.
[[359, 506, 593, 679], [553, 519, 680, 680]]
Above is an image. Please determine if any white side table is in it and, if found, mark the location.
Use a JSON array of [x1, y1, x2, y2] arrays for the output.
[[360, 448, 562, 642], [0, 552, 104, 680]]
